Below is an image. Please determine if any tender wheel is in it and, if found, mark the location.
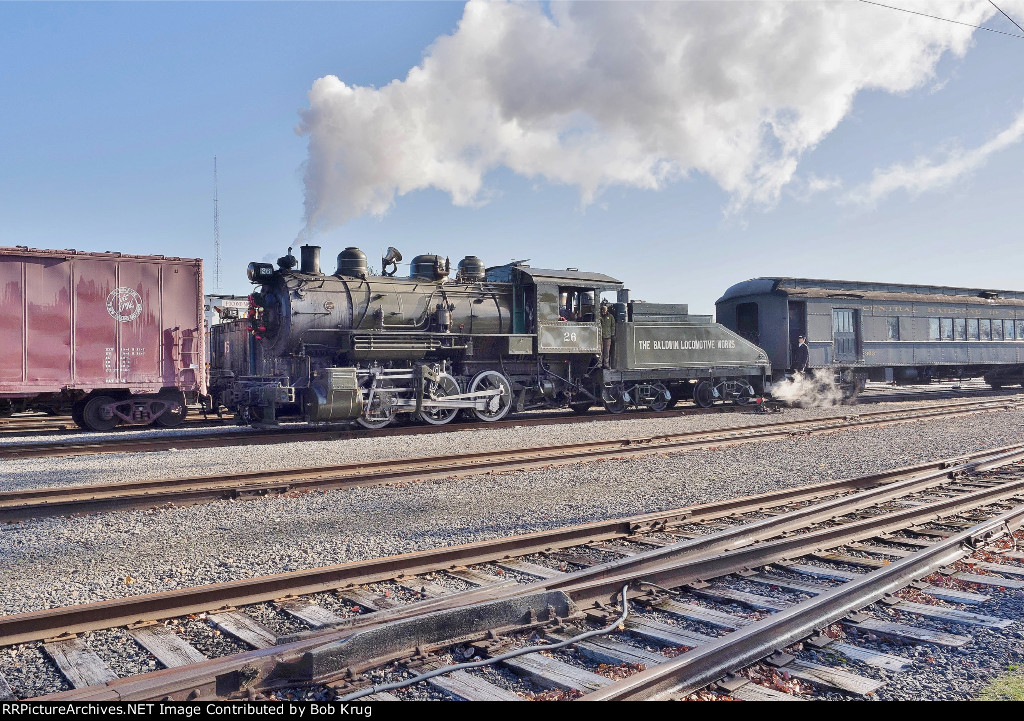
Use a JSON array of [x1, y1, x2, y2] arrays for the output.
[[735, 387, 754, 406], [646, 382, 670, 412], [81, 395, 118, 431], [469, 371, 512, 422], [693, 380, 714, 408], [602, 385, 627, 414], [417, 373, 461, 425]]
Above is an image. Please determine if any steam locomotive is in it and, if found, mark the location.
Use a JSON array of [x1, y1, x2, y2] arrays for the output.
[[220, 245, 771, 427]]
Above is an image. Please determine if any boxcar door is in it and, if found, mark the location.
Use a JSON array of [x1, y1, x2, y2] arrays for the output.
[[832, 308, 858, 362]]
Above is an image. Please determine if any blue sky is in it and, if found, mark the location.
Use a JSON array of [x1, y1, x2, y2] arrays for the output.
[[2, 1, 1022, 314]]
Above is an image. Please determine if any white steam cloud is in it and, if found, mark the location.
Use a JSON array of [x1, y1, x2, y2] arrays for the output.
[[772, 369, 847, 408], [297, 0, 995, 233]]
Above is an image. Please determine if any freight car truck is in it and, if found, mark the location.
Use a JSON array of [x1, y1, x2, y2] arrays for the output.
[[0, 246, 206, 430]]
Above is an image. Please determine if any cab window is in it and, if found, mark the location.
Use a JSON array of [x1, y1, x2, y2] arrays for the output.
[[558, 287, 596, 322]]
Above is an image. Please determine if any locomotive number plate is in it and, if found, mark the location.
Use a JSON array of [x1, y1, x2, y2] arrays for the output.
[[538, 323, 600, 353]]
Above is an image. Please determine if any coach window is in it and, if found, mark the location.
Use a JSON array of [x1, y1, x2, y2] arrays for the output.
[[1005, 320, 1016, 340], [968, 318, 980, 341], [928, 318, 940, 341], [954, 318, 967, 341], [941, 318, 953, 341], [886, 317, 899, 340], [1017, 320, 1024, 339], [992, 320, 1003, 341], [980, 319, 992, 341]]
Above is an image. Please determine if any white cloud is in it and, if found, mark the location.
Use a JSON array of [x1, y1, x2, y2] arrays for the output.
[[846, 101, 1024, 205], [296, 0, 995, 233], [789, 173, 844, 202]]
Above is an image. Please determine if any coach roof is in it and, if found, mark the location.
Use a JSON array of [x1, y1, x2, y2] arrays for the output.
[[717, 277, 1024, 307]]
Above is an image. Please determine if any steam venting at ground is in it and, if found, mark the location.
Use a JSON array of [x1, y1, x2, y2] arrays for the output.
[[771, 369, 845, 408], [296, 0, 995, 233]]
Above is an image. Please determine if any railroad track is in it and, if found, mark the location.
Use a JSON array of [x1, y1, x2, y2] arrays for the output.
[[0, 412, 230, 440], [4, 384, 1021, 456], [8, 443, 1024, 701], [0, 404, 752, 458], [2, 397, 1020, 523]]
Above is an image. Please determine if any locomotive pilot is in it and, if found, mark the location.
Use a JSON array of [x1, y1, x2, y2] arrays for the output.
[[599, 302, 616, 369]]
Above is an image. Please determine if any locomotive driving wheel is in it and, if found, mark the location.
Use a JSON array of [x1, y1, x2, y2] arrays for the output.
[[357, 379, 397, 429], [417, 372, 461, 425], [469, 370, 512, 422]]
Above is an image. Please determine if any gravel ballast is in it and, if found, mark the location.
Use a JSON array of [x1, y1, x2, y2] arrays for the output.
[[2, 396, 1020, 493], [2, 401, 1023, 617]]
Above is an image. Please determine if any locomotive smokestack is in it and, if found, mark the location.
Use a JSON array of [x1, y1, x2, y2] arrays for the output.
[[300, 245, 321, 274]]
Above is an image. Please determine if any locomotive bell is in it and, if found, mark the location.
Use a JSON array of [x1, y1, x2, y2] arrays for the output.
[[336, 247, 368, 278]]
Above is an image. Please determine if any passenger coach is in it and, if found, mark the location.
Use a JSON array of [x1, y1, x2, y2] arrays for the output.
[[716, 278, 1024, 389]]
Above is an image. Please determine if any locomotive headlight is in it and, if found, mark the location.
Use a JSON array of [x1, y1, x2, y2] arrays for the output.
[[247, 262, 275, 283]]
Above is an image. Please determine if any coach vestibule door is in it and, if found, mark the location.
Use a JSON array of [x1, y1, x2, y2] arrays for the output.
[[832, 308, 858, 362]]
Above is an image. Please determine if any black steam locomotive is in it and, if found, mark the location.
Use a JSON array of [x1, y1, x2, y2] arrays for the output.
[[221, 245, 770, 426]]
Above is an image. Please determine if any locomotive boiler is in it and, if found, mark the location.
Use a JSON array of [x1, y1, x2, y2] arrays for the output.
[[225, 245, 771, 427]]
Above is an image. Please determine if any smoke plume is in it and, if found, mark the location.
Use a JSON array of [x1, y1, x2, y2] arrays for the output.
[[297, 0, 995, 233]]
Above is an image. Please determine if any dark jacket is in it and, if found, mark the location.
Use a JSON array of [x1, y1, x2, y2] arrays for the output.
[[599, 312, 616, 338], [793, 342, 809, 372]]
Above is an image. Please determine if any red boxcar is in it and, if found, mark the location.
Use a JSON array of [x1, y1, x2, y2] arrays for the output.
[[0, 246, 206, 430]]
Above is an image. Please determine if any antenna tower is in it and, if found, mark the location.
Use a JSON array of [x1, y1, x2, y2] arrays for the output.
[[213, 156, 221, 292]]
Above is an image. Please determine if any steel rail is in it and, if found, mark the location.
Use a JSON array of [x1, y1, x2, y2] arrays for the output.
[[2, 399, 1017, 523], [4, 443, 1021, 647], [553, 454, 1024, 607], [584, 501, 1024, 700], [3, 394, 1017, 460], [0, 405, 745, 459], [294, 445, 1024, 631], [0, 449, 974, 647], [35, 447, 1024, 701]]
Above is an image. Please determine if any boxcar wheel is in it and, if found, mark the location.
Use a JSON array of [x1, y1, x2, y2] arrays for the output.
[[82, 395, 118, 431], [155, 401, 186, 427], [71, 400, 86, 428], [693, 380, 714, 408]]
